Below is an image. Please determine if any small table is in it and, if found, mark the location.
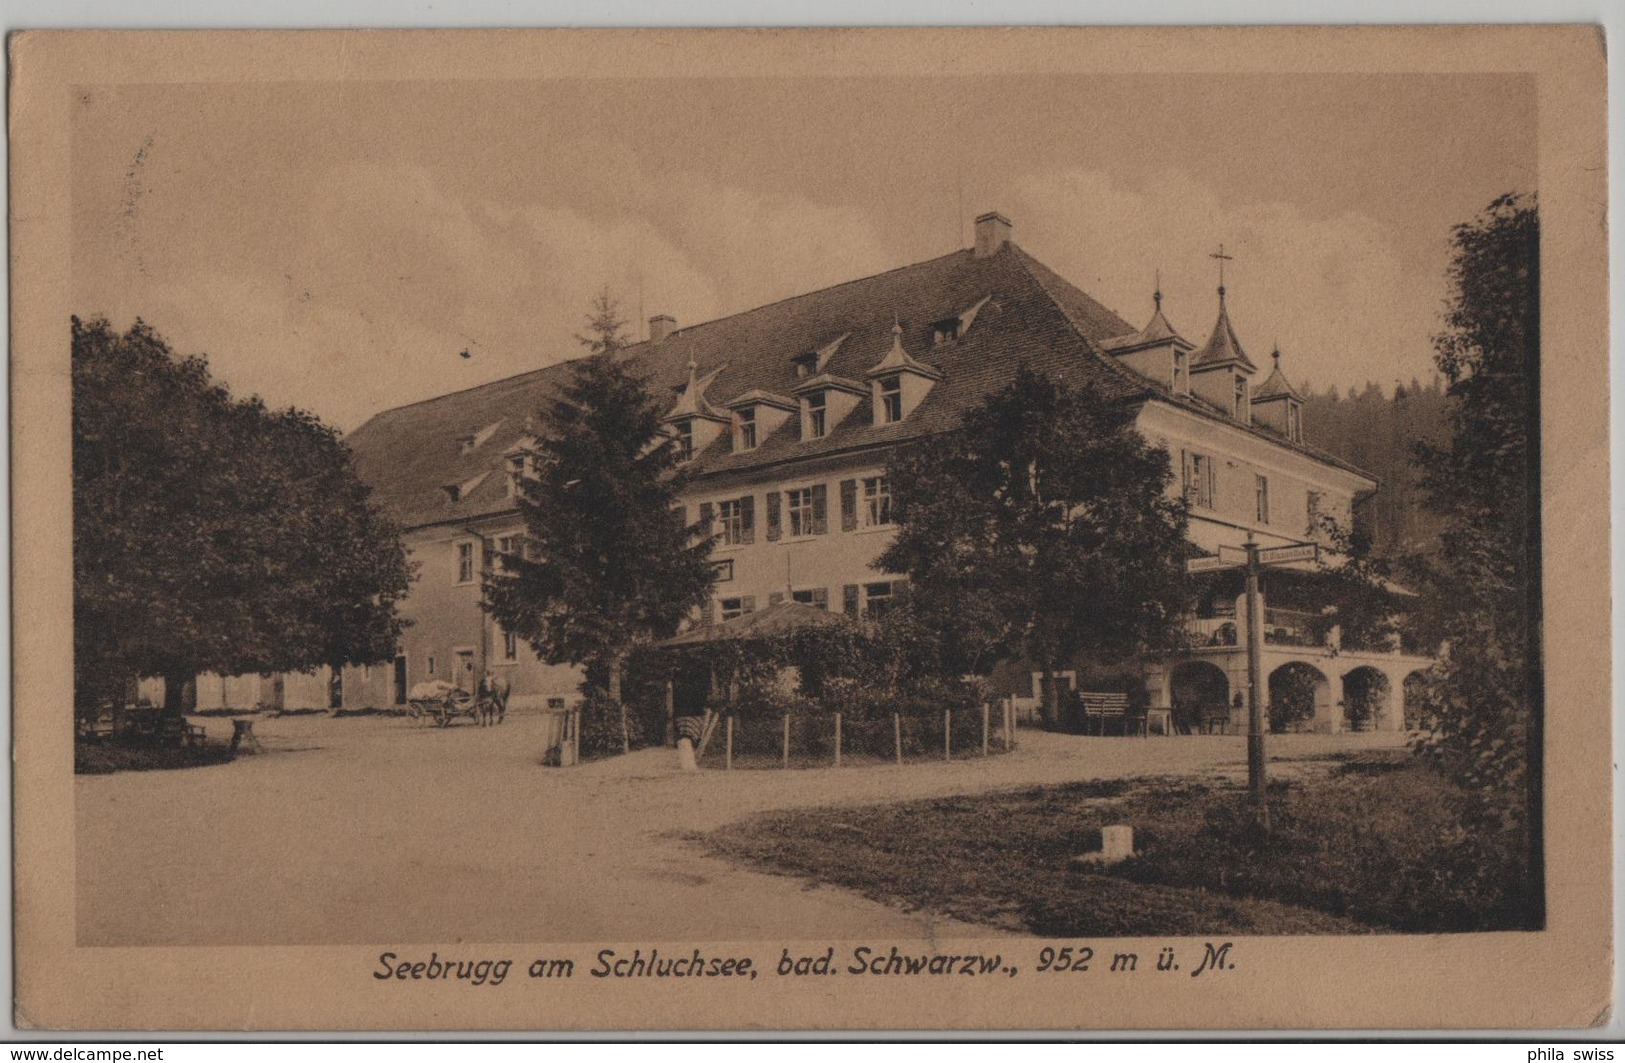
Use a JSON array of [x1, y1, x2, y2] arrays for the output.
[[230, 719, 264, 755]]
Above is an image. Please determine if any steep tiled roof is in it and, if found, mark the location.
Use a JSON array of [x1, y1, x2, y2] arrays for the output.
[[1254, 348, 1306, 403], [344, 240, 1366, 530], [1193, 296, 1258, 372]]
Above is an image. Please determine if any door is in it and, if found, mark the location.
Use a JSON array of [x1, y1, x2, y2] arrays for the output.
[[393, 655, 408, 705], [455, 650, 476, 692]]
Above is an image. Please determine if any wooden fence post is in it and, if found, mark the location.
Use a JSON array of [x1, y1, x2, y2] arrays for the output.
[[982, 702, 990, 757], [725, 715, 734, 772], [834, 712, 842, 768], [664, 680, 675, 747], [782, 713, 791, 770], [893, 713, 902, 766], [944, 709, 952, 761]]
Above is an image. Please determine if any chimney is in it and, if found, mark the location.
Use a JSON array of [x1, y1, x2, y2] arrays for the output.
[[649, 314, 677, 344], [973, 212, 1013, 258]]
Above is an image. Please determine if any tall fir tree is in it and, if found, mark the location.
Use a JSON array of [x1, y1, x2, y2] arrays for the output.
[[484, 292, 715, 752]]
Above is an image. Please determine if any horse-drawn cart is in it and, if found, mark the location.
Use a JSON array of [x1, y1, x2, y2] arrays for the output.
[[407, 680, 506, 727]]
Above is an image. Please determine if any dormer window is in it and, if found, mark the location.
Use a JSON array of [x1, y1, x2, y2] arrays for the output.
[[1286, 403, 1302, 443], [736, 408, 757, 451], [458, 420, 504, 454], [931, 318, 961, 346], [442, 472, 489, 504], [793, 353, 818, 379], [1233, 375, 1250, 422], [505, 452, 537, 499], [1174, 350, 1190, 395], [673, 420, 695, 461], [805, 393, 828, 439]]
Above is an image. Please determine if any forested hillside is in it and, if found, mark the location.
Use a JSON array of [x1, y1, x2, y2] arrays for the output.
[[1301, 377, 1451, 562]]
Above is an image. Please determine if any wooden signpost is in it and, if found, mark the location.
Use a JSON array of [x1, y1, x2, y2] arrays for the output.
[[1185, 536, 1320, 829]]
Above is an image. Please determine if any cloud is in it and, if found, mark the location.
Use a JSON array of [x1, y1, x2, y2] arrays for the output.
[[1007, 169, 1443, 394], [80, 152, 897, 431]]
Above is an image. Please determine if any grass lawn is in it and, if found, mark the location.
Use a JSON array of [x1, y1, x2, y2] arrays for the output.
[[702, 750, 1537, 936], [75, 739, 236, 774]]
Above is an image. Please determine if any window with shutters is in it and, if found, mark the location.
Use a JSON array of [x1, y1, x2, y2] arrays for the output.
[[717, 498, 751, 547], [862, 476, 892, 527], [1183, 452, 1216, 510], [787, 486, 824, 537], [864, 581, 897, 618], [765, 491, 782, 541], [456, 541, 476, 584], [791, 587, 829, 610]]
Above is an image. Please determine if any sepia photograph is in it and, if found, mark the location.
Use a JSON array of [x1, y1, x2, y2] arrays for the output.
[[11, 26, 1611, 1032]]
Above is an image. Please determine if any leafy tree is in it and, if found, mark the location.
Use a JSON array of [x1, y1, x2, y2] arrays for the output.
[[878, 365, 1193, 728], [72, 317, 413, 717], [483, 292, 716, 752], [1313, 515, 1400, 653], [1410, 193, 1541, 901]]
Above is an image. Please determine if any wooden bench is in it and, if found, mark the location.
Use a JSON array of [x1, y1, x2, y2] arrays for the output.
[[1078, 692, 1130, 736]]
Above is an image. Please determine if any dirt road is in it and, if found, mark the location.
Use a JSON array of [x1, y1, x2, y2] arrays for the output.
[[76, 712, 1403, 946]]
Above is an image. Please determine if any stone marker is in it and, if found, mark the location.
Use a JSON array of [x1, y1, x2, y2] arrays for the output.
[[1070, 824, 1136, 868]]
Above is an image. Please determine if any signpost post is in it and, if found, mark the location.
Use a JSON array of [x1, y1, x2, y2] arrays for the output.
[[1185, 536, 1320, 830]]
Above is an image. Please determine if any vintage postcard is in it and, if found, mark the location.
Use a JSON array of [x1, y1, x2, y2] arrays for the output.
[[10, 27, 1611, 1032]]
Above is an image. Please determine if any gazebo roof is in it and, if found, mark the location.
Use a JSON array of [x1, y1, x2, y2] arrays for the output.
[[655, 600, 853, 648]]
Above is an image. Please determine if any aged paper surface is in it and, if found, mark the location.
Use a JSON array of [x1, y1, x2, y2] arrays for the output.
[[11, 26, 1610, 1031]]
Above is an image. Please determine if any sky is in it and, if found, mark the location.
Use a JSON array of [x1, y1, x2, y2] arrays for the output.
[[72, 73, 1536, 431]]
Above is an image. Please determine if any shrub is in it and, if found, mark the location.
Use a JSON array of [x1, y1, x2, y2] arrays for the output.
[[577, 692, 644, 759]]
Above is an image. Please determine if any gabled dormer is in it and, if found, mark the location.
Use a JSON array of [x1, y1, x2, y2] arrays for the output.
[[791, 332, 850, 381], [1101, 283, 1196, 396], [1252, 347, 1307, 443], [663, 358, 730, 461], [503, 435, 540, 499], [865, 321, 943, 426], [1189, 281, 1258, 423], [791, 371, 866, 442], [722, 389, 797, 452], [928, 295, 992, 348]]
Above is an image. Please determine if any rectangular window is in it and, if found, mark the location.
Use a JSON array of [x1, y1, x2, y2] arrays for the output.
[[1255, 474, 1270, 524], [862, 475, 892, 527], [805, 393, 827, 439], [793, 353, 818, 379], [736, 408, 757, 451], [673, 420, 694, 461], [878, 377, 903, 424], [457, 542, 476, 583], [787, 487, 815, 537], [1307, 490, 1325, 538], [428, 656, 437, 676], [719, 597, 747, 622], [712, 559, 734, 582], [718, 499, 745, 546], [791, 587, 829, 610], [1183, 452, 1215, 509], [1288, 403, 1302, 442], [502, 630, 518, 662], [864, 581, 896, 619], [932, 318, 960, 346], [506, 453, 533, 498], [1234, 376, 1250, 421], [1174, 351, 1189, 394]]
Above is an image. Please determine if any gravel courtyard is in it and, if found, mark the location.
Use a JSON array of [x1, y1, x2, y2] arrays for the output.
[[75, 711, 1406, 946]]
